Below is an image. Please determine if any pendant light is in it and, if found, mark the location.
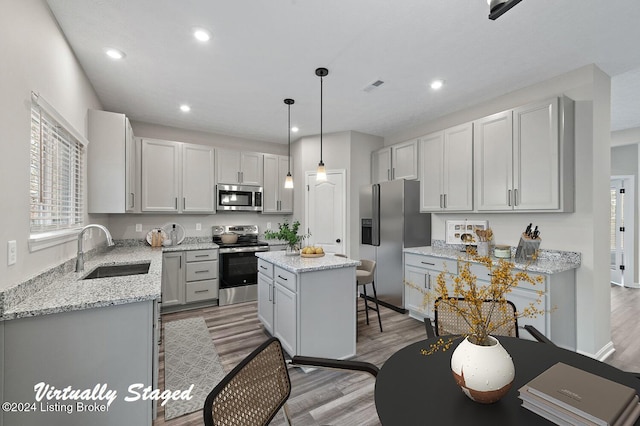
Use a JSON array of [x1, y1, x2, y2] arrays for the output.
[[284, 98, 294, 189], [315, 67, 329, 181]]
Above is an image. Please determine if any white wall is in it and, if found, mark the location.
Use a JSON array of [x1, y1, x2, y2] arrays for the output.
[[0, 0, 104, 290], [385, 65, 612, 358]]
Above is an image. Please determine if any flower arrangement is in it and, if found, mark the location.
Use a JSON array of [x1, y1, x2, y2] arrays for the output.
[[407, 249, 545, 352], [263, 219, 309, 250]]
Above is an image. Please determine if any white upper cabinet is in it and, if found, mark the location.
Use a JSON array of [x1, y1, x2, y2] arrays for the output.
[[263, 154, 293, 214], [371, 140, 419, 183], [419, 122, 473, 212], [371, 147, 392, 183], [141, 138, 215, 213], [88, 109, 139, 213], [216, 149, 264, 186], [182, 143, 215, 213], [392, 139, 419, 180], [474, 97, 574, 212]]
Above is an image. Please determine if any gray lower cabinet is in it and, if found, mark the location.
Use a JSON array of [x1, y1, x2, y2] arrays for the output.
[[2, 302, 155, 426], [161, 249, 218, 311], [403, 253, 576, 350]]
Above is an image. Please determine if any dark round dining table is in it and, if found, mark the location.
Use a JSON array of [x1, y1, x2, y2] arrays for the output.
[[374, 336, 640, 425]]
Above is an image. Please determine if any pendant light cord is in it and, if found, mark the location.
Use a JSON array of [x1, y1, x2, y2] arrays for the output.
[[320, 74, 323, 163], [287, 102, 291, 173]]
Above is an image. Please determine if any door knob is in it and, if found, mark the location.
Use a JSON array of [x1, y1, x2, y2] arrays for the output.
[[336, 238, 341, 243]]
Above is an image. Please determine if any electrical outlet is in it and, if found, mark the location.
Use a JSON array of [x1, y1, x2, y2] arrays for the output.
[[8, 240, 17, 265], [135, 224, 142, 232], [266, 222, 272, 230], [196, 223, 202, 231]]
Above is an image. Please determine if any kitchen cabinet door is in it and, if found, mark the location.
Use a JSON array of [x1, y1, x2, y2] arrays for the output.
[[392, 139, 419, 180], [273, 283, 297, 357], [216, 149, 264, 185], [419, 132, 444, 211], [141, 138, 181, 212], [372, 147, 392, 183], [182, 143, 215, 213], [263, 154, 293, 213], [513, 98, 559, 210], [443, 122, 473, 211], [404, 265, 431, 318], [258, 273, 274, 333], [88, 110, 139, 213], [474, 110, 513, 211], [161, 252, 185, 308]]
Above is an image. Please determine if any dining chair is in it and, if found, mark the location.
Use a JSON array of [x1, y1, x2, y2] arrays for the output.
[[203, 337, 378, 426], [423, 298, 550, 344]]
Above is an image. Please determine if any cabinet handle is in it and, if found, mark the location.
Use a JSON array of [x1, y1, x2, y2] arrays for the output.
[[387, 169, 391, 181], [194, 289, 209, 294], [241, 171, 244, 183], [443, 194, 447, 209], [183, 197, 186, 209], [277, 275, 288, 281], [175, 197, 178, 209], [195, 254, 209, 258], [195, 270, 209, 274], [392, 167, 395, 180], [439, 194, 443, 209], [260, 265, 268, 270], [179, 256, 182, 269], [268, 284, 272, 302], [272, 284, 275, 304], [130, 193, 135, 209], [425, 274, 430, 290], [421, 261, 435, 266], [508, 190, 512, 206], [514, 189, 518, 206]]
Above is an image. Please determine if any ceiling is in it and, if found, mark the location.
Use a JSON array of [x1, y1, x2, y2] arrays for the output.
[[47, 0, 640, 144]]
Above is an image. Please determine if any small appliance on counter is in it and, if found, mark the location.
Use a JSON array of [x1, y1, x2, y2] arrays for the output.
[[213, 225, 269, 305]]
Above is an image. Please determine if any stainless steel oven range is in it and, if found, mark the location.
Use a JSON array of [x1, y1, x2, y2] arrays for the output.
[[213, 225, 269, 306]]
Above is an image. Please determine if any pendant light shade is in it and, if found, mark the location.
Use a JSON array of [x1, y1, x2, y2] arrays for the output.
[[284, 98, 294, 189], [315, 67, 329, 181]]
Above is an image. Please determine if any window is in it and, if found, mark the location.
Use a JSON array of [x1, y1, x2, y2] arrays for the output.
[[29, 93, 88, 250]]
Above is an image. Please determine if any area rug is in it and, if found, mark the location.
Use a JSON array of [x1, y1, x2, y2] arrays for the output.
[[164, 317, 226, 420]]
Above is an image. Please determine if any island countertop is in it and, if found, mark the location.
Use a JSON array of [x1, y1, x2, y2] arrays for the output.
[[255, 251, 360, 273]]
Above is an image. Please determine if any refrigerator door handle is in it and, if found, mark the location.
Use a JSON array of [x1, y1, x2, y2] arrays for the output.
[[372, 184, 380, 246]]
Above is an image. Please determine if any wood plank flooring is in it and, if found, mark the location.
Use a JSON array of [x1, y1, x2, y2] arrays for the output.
[[153, 286, 640, 425]]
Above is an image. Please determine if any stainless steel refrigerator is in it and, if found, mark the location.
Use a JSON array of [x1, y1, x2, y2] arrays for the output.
[[359, 180, 431, 312]]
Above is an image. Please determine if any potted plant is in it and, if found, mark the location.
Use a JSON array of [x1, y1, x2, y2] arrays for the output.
[[263, 219, 309, 255], [406, 249, 545, 403]]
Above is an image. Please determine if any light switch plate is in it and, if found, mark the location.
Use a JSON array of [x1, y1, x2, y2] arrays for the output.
[[8, 240, 17, 265], [135, 224, 142, 232], [196, 223, 202, 231], [267, 222, 272, 230]]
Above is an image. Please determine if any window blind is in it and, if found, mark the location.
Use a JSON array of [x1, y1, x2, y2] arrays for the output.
[[29, 101, 85, 233]]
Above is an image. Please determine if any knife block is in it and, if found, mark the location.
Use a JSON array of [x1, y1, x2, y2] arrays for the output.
[[515, 234, 540, 262]]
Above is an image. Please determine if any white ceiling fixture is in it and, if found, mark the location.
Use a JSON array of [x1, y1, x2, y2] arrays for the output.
[[104, 48, 125, 60], [430, 80, 444, 90], [363, 79, 385, 92], [180, 104, 191, 112], [193, 28, 211, 42], [291, 126, 299, 133]]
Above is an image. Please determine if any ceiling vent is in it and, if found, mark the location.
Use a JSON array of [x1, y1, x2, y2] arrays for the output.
[[363, 80, 385, 92]]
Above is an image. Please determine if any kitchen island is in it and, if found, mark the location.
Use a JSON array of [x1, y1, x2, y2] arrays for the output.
[[255, 251, 360, 359]]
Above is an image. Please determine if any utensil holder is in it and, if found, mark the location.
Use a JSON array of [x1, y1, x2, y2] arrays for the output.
[[515, 235, 540, 262], [477, 241, 491, 257]]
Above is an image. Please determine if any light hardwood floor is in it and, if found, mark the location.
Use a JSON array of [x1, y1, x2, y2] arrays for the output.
[[153, 286, 640, 425]]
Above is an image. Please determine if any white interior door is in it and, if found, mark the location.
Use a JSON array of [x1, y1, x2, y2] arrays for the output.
[[305, 170, 346, 254], [610, 176, 635, 287]]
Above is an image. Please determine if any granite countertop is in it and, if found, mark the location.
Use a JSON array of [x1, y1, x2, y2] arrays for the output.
[[259, 238, 290, 246], [2, 246, 165, 320], [255, 251, 360, 273], [404, 245, 581, 274], [162, 241, 219, 252]]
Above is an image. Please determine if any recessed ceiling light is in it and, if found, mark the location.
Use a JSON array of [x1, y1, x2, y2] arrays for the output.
[[104, 48, 125, 60], [291, 127, 299, 133], [193, 28, 211, 42], [430, 80, 444, 90], [180, 104, 191, 112]]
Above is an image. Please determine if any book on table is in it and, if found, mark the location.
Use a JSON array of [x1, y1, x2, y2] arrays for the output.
[[518, 362, 640, 426]]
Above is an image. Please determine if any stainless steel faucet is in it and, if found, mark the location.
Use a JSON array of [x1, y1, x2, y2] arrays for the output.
[[76, 224, 115, 272]]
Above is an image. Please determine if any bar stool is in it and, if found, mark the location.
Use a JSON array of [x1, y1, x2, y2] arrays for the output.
[[356, 259, 383, 332]]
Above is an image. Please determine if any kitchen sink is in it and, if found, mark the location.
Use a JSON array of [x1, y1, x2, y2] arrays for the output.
[[82, 262, 151, 279]]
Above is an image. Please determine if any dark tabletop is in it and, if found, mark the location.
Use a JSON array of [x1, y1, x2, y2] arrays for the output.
[[374, 336, 640, 426]]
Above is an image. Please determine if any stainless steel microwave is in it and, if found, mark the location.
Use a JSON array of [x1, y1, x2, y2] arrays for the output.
[[216, 184, 263, 212]]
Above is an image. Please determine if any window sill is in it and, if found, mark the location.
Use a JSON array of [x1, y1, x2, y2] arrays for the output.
[[29, 228, 80, 252]]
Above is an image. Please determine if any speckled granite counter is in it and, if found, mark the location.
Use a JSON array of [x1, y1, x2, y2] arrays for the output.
[[2, 246, 163, 320], [259, 238, 289, 246], [404, 244, 580, 274], [255, 251, 360, 273]]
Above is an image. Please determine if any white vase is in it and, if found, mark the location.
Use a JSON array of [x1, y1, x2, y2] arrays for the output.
[[450, 335, 515, 404]]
